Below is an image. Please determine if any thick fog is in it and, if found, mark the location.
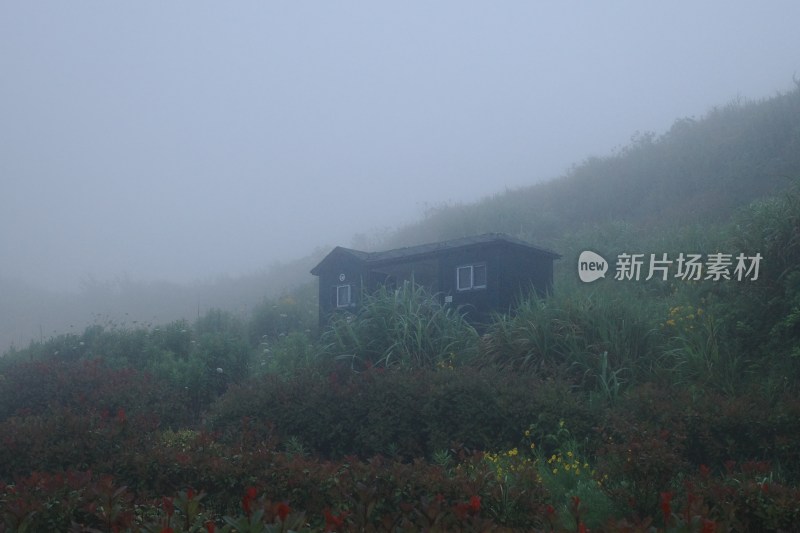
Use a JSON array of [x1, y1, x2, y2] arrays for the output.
[[2, 2, 799, 292]]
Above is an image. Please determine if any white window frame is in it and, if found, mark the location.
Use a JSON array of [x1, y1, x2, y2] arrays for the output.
[[456, 263, 487, 291], [336, 284, 352, 307]]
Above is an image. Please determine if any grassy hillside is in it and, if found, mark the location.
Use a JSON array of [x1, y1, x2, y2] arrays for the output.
[[3, 83, 800, 531], [385, 82, 800, 252]]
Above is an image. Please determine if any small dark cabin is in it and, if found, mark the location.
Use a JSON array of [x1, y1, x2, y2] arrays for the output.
[[310, 233, 561, 328]]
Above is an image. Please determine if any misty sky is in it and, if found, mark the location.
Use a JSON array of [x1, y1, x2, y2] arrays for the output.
[[2, 2, 798, 291]]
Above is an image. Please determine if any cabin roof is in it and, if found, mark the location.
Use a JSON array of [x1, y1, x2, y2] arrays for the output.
[[310, 233, 560, 275]]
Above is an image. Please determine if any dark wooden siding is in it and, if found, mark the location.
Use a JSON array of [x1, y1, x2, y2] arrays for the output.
[[496, 244, 554, 311], [313, 236, 558, 329], [437, 244, 504, 325], [366, 258, 440, 294], [316, 252, 366, 326]]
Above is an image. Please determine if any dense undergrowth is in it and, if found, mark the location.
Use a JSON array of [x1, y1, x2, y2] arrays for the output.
[[4, 89, 800, 531]]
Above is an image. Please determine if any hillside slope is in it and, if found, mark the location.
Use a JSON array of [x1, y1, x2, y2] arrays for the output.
[[385, 83, 800, 251]]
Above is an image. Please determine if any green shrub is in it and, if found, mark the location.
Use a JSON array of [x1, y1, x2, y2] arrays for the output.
[[255, 331, 320, 376], [719, 184, 800, 370], [0, 359, 193, 478], [595, 383, 692, 519], [482, 283, 661, 396], [321, 283, 479, 370], [208, 366, 594, 460], [0, 358, 191, 426], [248, 284, 318, 346]]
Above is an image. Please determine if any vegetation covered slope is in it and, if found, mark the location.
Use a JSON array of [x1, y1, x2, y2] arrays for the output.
[[386, 83, 800, 252]]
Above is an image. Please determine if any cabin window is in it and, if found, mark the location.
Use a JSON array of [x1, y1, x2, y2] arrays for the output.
[[336, 284, 352, 307], [456, 264, 487, 291]]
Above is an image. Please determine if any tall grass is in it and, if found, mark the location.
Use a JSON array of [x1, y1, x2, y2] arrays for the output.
[[320, 282, 479, 369], [661, 311, 753, 395], [482, 282, 663, 394]]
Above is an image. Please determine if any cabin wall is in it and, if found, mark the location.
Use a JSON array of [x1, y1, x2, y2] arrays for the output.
[[496, 245, 555, 310], [366, 258, 440, 293], [439, 243, 556, 324], [316, 254, 366, 327], [437, 244, 502, 325], [314, 241, 558, 330]]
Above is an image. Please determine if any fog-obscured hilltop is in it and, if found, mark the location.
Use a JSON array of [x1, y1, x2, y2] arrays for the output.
[[384, 84, 800, 251]]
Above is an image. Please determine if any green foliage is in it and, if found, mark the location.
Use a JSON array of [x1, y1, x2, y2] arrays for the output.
[[595, 398, 690, 519], [483, 283, 660, 396], [256, 331, 319, 376], [661, 310, 752, 395], [208, 366, 593, 460], [718, 183, 800, 366], [529, 421, 617, 530], [683, 460, 800, 531], [3, 352, 800, 529], [0, 358, 191, 426], [248, 283, 318, 346], [1, 309, 260, 413], [321, 283, 479, 370]]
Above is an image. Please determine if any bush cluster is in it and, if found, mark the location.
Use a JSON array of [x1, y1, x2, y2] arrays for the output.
[[209, 365, 591, 460], [3, 355, 800, 529]]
